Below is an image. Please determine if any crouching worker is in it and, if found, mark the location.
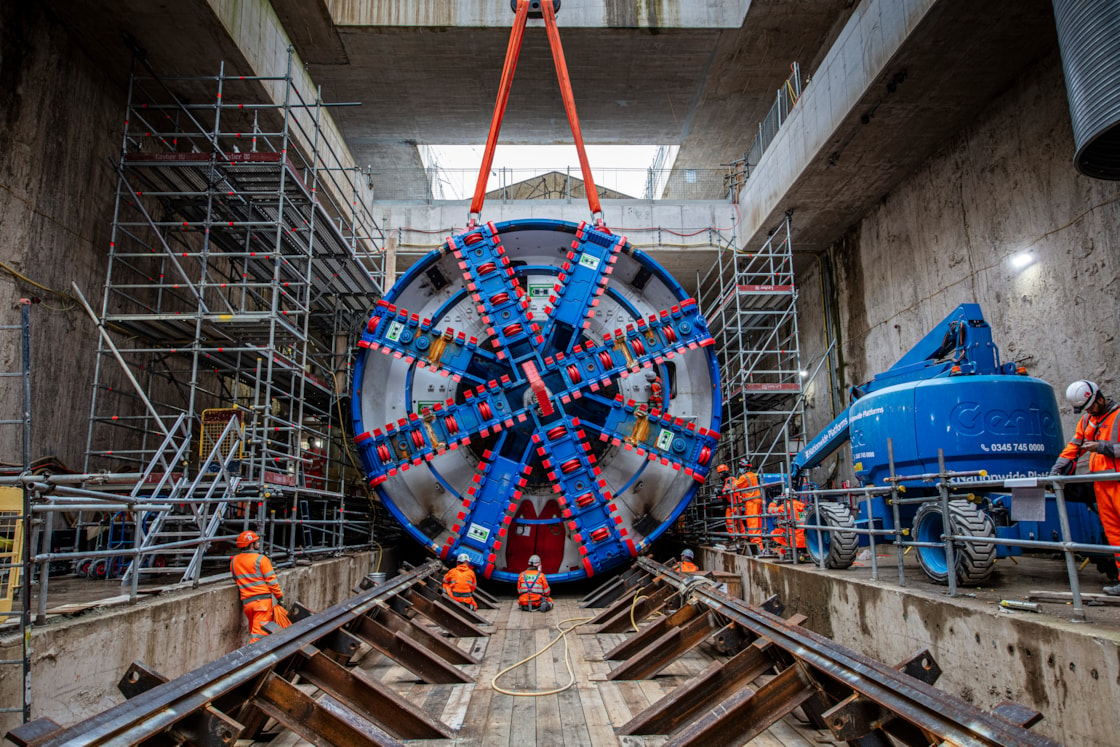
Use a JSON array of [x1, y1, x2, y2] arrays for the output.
[[230, 530, 288, 643], [517, 554, 553, 611], [443, 552, 478, 610]]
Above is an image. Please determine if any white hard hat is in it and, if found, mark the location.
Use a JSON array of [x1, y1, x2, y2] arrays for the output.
[[1066, 380, 1101, 413], [681, 548, 694, 560], [457, 552, 470, 564], [528, 554, 541, 567]]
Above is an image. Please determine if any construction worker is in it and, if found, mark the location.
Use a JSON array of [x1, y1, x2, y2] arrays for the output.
[[442, 552, 478, 610], [230, 530, 285, 643], [671, 548, 699, 573], [717, 464, 736, 535], [739, 460, 765, 549], [1051, 380, 1120, 595], [517, 554, 553, 611], [767, 495, 807, 557]]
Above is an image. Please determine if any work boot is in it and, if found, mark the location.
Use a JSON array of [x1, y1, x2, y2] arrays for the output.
[[1103, 583, 1120, 597]]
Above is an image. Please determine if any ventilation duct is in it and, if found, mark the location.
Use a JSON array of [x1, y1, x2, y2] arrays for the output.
[[1052, 0, 1120, 179]]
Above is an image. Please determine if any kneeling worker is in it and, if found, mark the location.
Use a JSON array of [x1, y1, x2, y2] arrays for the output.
[[517, 554, 553, 611], [230, 530, 285, 644], [443, 552, 478, 610]]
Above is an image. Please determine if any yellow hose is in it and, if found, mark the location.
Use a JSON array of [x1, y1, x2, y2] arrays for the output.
[[490, 616, 594, 697]]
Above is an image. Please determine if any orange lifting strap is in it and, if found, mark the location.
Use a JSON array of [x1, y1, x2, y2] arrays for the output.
[[469, 0, 603, 227]]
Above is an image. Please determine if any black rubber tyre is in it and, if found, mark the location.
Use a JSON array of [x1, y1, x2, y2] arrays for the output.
[[913, 499, 996, 585], [804, 502, 860, 569], [74, 557, 94, 578]]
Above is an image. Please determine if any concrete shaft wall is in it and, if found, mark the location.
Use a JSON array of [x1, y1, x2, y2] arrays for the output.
[[0, 2, 125, 470], [705, 549, 1120, 746], [798, 48, 1120, 470], [0, 551, 379, 735]]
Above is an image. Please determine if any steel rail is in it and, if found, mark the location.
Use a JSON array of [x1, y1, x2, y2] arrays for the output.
[[31, 560, 445, 746], [635, 557, 1059, 747]]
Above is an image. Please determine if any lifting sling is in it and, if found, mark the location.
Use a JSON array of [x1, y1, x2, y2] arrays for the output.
[[469, 0, 603, 227]]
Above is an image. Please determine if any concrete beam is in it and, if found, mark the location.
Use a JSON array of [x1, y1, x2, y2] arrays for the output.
[[325, 1, 751, 29], [736, 0, 1058, 255], [377, 199, 733, 294]]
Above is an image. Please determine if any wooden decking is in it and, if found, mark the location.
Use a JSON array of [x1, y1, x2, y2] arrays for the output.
[[257, 595, 839, 746]]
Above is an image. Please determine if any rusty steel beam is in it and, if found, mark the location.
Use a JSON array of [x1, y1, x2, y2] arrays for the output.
[[594, 584, 675, 634], [580, 565, 649, 607], [294, 648, 453, 740], [9, 561, 459, 746], [632, 558, 1061, 747], [620, 636, 786, 735], [349, 613, 473, 683], [404, 587, 492, 637], [608, 611, 724, 681], [252, 671, 403, 747], [374, 605, 479, 666], [667, 661, 817, 747], [604, 603, 701, 660]]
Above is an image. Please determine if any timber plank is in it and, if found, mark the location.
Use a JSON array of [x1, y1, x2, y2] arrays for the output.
[[508, 617, 539, 747], [535, 626, 565, 747]]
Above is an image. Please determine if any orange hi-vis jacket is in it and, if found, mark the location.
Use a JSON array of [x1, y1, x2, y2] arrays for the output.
[[442, 564, 478, 609], [1057, 401, 1120, 558], [230, 551, 283, 605], [1057, 401, 1120, 472], [517, 569, 552, 607], [768, 499, 807, 549], [673, 559, 699, 573]]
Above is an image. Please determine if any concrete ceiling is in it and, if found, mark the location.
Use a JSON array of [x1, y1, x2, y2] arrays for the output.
[[39, 0, 1063, 271]]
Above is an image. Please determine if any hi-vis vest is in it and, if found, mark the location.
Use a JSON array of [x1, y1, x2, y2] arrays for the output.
[[517, 569, 550, 603], [230, 552, 282, 604]]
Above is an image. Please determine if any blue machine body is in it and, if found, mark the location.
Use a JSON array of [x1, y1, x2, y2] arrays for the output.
[[790, 303, 1103, 551], [352, 219, 721, 583]]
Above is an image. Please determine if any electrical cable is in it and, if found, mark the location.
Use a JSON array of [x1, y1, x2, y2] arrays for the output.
[[490, 615, 594, 697]]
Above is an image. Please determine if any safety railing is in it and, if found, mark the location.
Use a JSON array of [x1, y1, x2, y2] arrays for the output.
[[725, 63, 802, 202], [682, 446, 1119, 622]]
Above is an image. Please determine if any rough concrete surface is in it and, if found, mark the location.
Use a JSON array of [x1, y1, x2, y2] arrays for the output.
[[0, 550, 379, 735], [812, 49, 1120, 450], [702, 547, 1120, 746], [0, 1, 124, 470]]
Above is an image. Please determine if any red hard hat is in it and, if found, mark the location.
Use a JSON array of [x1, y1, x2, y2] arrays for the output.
[[237, 530, 260, 548], [716, 464, 730, 473]]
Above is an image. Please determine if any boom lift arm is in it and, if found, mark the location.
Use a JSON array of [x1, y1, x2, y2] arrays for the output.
[[790, 304, 1023, 480]]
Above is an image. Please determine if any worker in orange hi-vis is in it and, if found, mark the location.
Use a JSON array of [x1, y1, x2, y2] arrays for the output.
[[517, 555, 553, 611], [442, 552, 479, 610], [670, 548, 699, 573], [230, 530, 287, 643], [717, 464, 738, 535], [738, 459, 765, 548], [767, 496, 807, 556], [1051, 380, 1120, 595]]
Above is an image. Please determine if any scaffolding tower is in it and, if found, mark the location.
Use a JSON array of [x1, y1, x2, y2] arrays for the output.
[[680, 217, 806, 543], [78, 50, 385, 580]]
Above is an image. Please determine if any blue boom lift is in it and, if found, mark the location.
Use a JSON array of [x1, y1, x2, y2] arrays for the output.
[[790, 303, 1105, 584]]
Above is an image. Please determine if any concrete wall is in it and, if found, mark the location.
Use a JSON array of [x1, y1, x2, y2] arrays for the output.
[[380, 198, 735, 292], [0, 1, 126, 470], [796, 48, 1120, 479], [703, 548, 1120, 746], [0, 550, 381, 734]]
